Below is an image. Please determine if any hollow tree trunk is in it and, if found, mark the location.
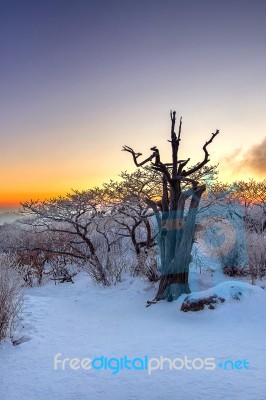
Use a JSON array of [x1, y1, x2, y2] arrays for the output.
[[152, 185, 205, 302]]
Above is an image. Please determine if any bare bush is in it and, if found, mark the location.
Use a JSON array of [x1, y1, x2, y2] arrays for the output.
[[223, 265, 249, 277], [49, 258, 78, 284], [0, 224, 80, 286], [0, 253, 23, 342], [82, 234, 127, 285], [132, 250, 160, 282], [247, 232, 266, 283]]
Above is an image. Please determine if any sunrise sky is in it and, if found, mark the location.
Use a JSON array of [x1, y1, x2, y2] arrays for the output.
[[1, 0, 266, 209]]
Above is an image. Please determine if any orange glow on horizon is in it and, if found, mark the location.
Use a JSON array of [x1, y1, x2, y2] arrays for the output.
[[1, 168, 264, 210]]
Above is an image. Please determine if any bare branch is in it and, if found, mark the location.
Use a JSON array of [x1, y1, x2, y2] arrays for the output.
[[122, 146, 156, 167], [184, 130, 219, 176]]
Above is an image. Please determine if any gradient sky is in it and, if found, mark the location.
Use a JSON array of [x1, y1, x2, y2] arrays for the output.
[[1, 0, 266, 209]]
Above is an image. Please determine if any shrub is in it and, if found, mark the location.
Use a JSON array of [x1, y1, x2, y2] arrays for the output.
[[247, 232, 266, 283], [132, 250, 160, 282], [0, 253, 23, 342]]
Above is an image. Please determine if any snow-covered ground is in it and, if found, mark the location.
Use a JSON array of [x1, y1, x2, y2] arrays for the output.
[[0, 272, 266, 400]]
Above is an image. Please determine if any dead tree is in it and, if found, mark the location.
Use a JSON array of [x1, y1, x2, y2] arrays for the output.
[[123, 111, 219, 304]]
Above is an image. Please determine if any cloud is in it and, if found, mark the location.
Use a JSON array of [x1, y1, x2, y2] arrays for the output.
[[222, 147, 242, 166], [220, 137, 266, 177], [242, 137, 266, 174]]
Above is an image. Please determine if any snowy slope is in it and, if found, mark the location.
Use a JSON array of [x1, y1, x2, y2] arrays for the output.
[[0, 273, 265, 400]]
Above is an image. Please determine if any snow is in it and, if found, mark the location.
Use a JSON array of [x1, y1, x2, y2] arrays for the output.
[[1, 272, 266, 400], [182, 280, 264, 303]]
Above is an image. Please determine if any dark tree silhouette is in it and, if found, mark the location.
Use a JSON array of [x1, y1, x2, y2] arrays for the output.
[[123, 111, 219, 304]]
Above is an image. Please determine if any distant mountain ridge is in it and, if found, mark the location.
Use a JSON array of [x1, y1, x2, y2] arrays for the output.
[[0, 211, 18, 224]]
